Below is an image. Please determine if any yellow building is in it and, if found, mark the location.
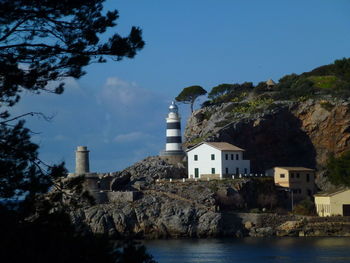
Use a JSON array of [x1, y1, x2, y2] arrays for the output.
[[314, 188, 350, 217], [266, 167, 316, 200]]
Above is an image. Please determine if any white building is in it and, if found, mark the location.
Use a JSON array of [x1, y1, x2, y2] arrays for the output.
[[186, 142, 250, 179]]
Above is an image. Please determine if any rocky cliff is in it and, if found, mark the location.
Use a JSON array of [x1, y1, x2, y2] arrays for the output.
[[49, 156, 350, 239], [184, 98, 350, 176]]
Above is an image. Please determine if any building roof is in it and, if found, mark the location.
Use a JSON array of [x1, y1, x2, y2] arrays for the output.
[[266, 79, 276, 86], [314, 187, 350, 197], [273, 167, 315, 171], [186, 141, 244, 152]]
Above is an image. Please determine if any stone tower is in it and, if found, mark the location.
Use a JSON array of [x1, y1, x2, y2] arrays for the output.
[[75, 146, 90, 174], [160, 101, 185, 164]]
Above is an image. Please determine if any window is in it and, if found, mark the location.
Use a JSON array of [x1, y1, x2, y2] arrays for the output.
[[280, 174, 285, 178], [211, 154, 215, 160], [236, 167, 239, 175], [194, 168, 199, 178], [211, 168, 215, 174], [244, 168, 247, 174], [225, 167, 228, 174], [307, 189, 312, 196], [236, 154, 239, 160], [296, 173, 300, 178], [225, 154, 228, 160], [306, 174, 310, 182], [291, 173, 294, 178], [231, 154, 234, 160], [194, 155, 198, 161]]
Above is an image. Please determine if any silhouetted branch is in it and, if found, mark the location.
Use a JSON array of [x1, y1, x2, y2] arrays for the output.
[[0, 112, 53, 124]]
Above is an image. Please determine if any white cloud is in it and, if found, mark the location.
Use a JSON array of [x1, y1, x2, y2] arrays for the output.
[[105, 77, 135, 88], [97, 77, 157, 113]]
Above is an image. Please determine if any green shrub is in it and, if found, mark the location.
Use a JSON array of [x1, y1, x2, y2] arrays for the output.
[[231, 98, 274, 114], [326, 151, 350, 186], [308, 75, 338, 89], [293, 198, 316, 216]]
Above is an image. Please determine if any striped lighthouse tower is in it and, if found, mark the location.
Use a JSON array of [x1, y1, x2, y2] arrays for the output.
[[160, 101, 185, 163]]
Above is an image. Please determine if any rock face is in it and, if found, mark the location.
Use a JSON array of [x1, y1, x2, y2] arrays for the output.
[[184, 99, 350, 175], [111, 156, 187, 189], [71, 192, 222, 239], [56, 147, 350, 239]]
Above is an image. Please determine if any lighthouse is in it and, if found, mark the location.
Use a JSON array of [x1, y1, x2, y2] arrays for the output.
[[160, 101, 185, 164]]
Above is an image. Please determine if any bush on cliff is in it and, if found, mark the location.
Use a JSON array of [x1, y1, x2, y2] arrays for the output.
[[326, 151, 350, 186], [292, 198, 316, 216]]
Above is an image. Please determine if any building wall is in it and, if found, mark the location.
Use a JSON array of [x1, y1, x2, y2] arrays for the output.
[[315, 196, 331, 217], [330, 190, 350, 216], [221, 151, 250, 176], [187, 144, 222, 179], [315, 190, 350, 217], [273, 167, 316, 200]]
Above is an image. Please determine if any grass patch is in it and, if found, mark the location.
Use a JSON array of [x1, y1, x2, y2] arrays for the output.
[[231, 98, 274, 114], [308, 75, 338, 89]]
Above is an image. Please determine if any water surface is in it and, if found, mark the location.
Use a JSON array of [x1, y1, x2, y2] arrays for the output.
[[144, 237, 350, 263]]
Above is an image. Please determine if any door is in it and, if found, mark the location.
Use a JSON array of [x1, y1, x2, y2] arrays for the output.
[[343, 204, 350, 216], [194, 168, 199, 178]]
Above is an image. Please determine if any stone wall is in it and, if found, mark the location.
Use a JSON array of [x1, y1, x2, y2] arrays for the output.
[[199, 174, 220, 180]]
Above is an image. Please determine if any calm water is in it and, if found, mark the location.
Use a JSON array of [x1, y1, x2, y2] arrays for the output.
[[143, 237, 350, 263]]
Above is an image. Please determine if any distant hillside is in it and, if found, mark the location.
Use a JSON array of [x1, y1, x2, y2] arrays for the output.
[[184, 58, 350, 190]]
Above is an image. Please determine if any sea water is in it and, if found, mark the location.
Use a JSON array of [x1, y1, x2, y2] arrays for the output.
[[143, 237, 350, 263]]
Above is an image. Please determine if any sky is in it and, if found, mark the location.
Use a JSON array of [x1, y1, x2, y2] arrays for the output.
[[14, 0, 350, 173]]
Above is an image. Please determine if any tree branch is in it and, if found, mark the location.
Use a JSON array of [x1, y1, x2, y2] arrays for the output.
[[0, 112, 53, 124], [0, 17, 32, 42]]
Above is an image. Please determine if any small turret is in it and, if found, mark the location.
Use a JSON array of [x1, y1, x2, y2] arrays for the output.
[[75, 146, 90, 174]]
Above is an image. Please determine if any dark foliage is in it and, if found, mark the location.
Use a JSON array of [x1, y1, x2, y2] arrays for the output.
[[0, 205, 156, 263], [208, 83, 237, 100], [0, 120, 66, 201], [274, 58, 350, 100], [0, 0, 144, 109], [0, 0, 144, 204], [0, 1, 153, 262], [326, 151, 350, 186], [206, 82, 254, 105], [292, 198, 316, 216], [253, 81, 268, 94], [200, 58, 350, 109], [175, 85, 207, 112]]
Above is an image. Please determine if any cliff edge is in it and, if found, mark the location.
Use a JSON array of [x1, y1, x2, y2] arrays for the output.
[[184, 98, 350, 178]]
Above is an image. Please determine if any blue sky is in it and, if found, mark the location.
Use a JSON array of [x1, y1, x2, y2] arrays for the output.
[[15, 0, 350, 173]]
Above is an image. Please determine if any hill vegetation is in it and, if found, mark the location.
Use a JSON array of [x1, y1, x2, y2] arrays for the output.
[[201, 58, 350, 107]]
